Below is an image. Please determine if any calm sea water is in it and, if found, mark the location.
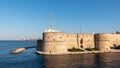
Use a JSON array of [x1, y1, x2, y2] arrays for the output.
[[0, 41, 120, 68]]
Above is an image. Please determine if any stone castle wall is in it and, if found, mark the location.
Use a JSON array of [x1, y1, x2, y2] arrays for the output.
[[41, 32, 95, 53], [95, 34, 120, 50], [42, 32, 68, 53], [78, 34, 94, 49], [38, 31, 120, 53], [66, 34, 94, 49], [66, 34, 78, 49], [94, 34, 111, 50], [109, 34, 120, 46]]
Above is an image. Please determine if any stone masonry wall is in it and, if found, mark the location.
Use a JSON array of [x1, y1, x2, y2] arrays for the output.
[[94, 34, 120, 50], [66, 34, 94, 49], [78, 34, 94, 49], [66, 34, 78, 49], [41, 31, 120, 53], [42, 32, 68, 53]]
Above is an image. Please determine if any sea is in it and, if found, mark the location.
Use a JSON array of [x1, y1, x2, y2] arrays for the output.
[[0, 41, 120, 68]]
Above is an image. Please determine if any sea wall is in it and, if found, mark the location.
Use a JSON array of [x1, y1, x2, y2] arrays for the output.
[[37, 31, 120, 55]]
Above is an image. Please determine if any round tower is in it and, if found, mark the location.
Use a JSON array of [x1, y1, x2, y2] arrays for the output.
[[94, 34, 111, 51], [42, 31, 68, 54]]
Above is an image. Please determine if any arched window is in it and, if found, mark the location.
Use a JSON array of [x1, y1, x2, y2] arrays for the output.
[[80, 38, 83, 44], [81, 45, 83, 48]]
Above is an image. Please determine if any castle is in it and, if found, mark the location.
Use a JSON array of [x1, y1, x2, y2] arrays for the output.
[[37, 28, 120, 54]]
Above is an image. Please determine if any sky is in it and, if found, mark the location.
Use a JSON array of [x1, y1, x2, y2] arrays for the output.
[[0, 0, 120, 40]]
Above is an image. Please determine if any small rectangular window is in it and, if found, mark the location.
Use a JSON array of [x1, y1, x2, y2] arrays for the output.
[[59, 37, 62, 39]]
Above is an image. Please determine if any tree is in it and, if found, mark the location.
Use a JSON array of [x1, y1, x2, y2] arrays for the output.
[[116, 31, 120, 34]]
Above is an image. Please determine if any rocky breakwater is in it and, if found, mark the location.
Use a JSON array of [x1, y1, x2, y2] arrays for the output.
[[10, 48, 26, 54]]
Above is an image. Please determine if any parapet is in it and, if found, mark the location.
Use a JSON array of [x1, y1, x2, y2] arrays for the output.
[[43, 32, 67, 42], [94, 34, 112, 41]]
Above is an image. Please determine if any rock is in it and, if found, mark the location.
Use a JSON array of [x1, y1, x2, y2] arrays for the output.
[[10, 48, 26, 54]]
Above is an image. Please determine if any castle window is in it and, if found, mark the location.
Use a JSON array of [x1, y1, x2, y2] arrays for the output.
[[80, 45, 83, 48], [80, 38, 83, 44], [59, 37, 62, 39]]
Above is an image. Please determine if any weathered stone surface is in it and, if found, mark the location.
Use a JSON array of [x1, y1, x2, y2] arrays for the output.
[[37, 31, 120, 54]]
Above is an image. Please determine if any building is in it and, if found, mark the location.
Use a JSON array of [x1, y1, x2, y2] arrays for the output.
[[37, 29, 120, 54]]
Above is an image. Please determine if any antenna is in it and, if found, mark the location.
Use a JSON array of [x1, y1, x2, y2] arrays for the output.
[[50, 13, 53, 32], [80, 25, 82, 33]]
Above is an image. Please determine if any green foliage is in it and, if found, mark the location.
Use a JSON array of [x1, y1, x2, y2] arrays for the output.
[[68, 47, 84, 52], [85, 48, 100, 51], [116, 31, 120, 34], [118, 45, 120, 49], [112, 45, 120, 49], [115, 45, 120, 49]]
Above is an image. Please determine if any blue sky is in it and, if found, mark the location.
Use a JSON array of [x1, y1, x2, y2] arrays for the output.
[[0, 0, 120, 40]]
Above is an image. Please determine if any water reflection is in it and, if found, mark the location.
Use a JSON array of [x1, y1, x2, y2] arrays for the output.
[[95, 53, 120, 68], [42, 53, 120, 68]]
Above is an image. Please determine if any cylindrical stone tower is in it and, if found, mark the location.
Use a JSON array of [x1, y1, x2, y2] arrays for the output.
[[42, 32, 68, 54], [94, 34, 111, 51]]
